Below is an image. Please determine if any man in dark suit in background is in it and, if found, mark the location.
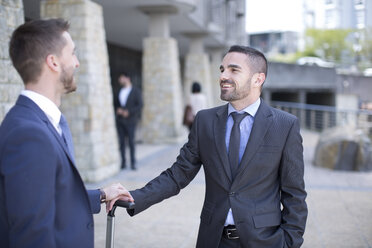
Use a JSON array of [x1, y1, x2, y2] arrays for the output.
[[120, 45, 307, 247], [0, 19, 133, 248], [114, 72, 143, 170]]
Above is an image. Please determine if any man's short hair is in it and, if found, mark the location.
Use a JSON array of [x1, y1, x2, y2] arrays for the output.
[[9, 18, 70, 84], [191, 81, 201, 93], [227, 45, 268, 78], [119, 71, 130, 78]]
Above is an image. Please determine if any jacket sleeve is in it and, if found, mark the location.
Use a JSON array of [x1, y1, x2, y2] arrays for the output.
[[87, 189, 101, 214], [127, 112, 202, 216], [1, 126, 58, 248], [279, 118, 308, 248]]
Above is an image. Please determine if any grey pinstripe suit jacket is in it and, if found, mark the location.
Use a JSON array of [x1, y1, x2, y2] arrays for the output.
[[128, 99, 308, 248]]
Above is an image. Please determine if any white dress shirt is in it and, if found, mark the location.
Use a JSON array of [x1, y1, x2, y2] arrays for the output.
[[21, 90, 62, 136], [189, 93, 207, 115], [118, 86, 132, 107]]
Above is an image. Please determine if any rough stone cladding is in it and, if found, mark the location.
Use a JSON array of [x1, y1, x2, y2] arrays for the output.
[[41, 0, 120, 182], [0, 0, 24, 122]]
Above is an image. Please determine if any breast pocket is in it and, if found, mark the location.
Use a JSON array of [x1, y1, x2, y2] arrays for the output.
[[257, 145, 280, 153]]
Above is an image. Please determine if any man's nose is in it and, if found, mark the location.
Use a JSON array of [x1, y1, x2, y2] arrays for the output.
[[75, 56, 80, 68], [220, 71, 228, 82]]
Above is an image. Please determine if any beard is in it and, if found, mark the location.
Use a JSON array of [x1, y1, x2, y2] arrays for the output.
[[60, 65, 77, 94], [220, 78, 251, 102]]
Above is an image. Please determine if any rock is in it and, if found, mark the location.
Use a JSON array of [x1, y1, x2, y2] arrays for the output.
[[313, 125, 372, 171]]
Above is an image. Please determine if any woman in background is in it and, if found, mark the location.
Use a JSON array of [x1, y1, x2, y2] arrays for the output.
[[184, 81, 207, 130]]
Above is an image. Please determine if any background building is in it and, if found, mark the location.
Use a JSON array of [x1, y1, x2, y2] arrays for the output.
[[303, 0, 372, 29], [0, 0, 246, 182]]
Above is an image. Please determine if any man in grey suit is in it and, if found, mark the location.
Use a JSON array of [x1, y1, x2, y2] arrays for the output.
[[121, 45, 307, 247]]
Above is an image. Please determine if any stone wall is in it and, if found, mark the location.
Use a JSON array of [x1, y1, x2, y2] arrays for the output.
[[209, 49, 225, 107], [141, 37, 184, 143], [0, 0, 24, 122], [41, 0, 120, 182], [183, 53, 213, 108]]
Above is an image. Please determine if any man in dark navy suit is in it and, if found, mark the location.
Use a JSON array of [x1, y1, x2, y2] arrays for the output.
[[114, 72, 143, 170], [0, 19, 133, 248]]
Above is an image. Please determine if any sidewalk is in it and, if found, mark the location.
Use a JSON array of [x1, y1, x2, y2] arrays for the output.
[[89, 130, 372, 248]]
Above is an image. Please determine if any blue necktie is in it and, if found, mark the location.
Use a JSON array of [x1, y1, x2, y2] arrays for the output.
[[228, 112, 248, 179], [59, 114, 75, 161]]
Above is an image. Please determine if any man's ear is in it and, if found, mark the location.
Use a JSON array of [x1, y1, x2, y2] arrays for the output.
[[45, 54, 60, 72], [252, 72, 265, 88]]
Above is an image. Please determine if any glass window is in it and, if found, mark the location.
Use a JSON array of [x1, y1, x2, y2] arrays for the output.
[[355, 0, 364, 5], [356, 10, 365, 28]]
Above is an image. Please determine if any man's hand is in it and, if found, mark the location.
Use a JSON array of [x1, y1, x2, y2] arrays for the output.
[[116, 108, 129, 118], [101, 183, 133, 212]]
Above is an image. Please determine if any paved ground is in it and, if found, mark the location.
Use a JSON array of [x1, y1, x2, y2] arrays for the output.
[[87, 130, 372, 248]]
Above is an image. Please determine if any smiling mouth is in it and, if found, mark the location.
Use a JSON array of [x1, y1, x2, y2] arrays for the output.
[[221, 83, 234, 89]]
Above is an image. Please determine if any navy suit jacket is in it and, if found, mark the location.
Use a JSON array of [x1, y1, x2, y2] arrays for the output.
[[128, 100, 307, 248], [0, 95, 101, 248]]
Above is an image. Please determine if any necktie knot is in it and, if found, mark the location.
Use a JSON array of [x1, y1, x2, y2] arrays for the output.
[[231, 112, 248, 125]]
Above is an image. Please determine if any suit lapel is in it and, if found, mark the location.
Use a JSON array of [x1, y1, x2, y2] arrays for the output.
[[46, 121, 76, 165], [16, 95, 76, 165], [123, 87, 135, 107], [235, 100, 273, 181], [214, 104, 232, 182]]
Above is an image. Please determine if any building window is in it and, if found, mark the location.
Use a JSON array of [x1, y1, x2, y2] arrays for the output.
[[325, 9, 337, 28], [325, 0, 334, 5], [356, 10, 365, 29], [355, 0, 364, 5]]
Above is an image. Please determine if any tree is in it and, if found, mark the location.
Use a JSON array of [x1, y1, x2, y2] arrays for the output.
[[359, 27, 372, 67], [303, 28, 353, 63]]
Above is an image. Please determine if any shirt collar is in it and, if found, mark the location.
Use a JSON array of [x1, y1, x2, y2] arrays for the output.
[[228, 98, 261, 117], [21, 90, 62, 125], [121, 85, 132, 92]]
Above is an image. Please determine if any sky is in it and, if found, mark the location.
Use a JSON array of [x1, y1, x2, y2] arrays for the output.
[[245, 0, 304, 33]]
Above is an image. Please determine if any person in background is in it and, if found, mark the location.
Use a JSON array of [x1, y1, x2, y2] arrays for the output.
[[186, 81, 207, 130], [0, 18, 133, 248], [114, 72, 143, 170], [120, 45, 307, 248], [190, 81, 207, 116]]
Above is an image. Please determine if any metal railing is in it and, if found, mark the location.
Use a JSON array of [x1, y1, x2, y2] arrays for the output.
[[271, 101, 372, 135]]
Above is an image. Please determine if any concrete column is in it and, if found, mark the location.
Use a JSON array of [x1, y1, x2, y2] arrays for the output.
[[209, 47, 226, 106], [336, 94, 359, 127], [183, 33, 213, 108], [299, 90, 306, 103], [139, 5, 184, 143], [148, 14, 170, 38], [41, 0, 120, 182], [299, 90, 307, 128], [0, 0, 24, 122]]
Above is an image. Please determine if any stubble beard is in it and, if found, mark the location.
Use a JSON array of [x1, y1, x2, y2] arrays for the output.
[[60, 65, 77, 94], [220, 79, 250, 102]]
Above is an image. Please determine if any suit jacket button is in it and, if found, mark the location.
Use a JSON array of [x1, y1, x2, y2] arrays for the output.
[[229, 192, 235, 196]]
